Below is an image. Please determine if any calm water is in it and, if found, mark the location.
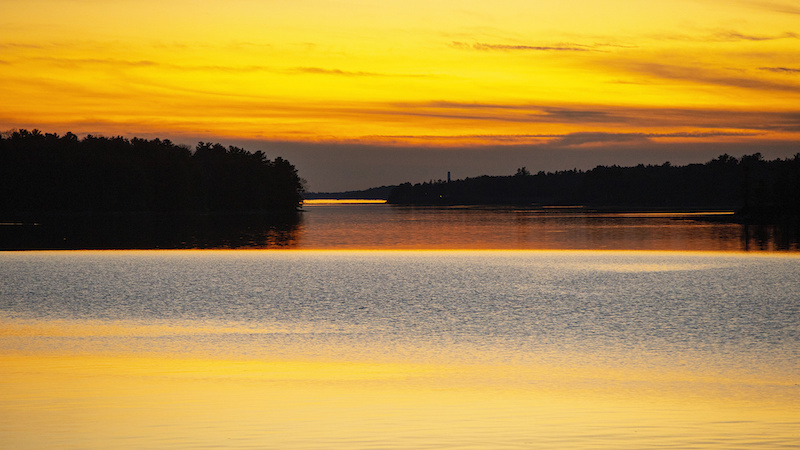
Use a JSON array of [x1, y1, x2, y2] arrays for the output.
[[296, 204, 800, 251], [2, 203, 799, 251], [2, 250, 799, 448]]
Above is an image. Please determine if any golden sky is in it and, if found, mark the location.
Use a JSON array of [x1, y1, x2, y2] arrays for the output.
[[1, 0, 799, 189]]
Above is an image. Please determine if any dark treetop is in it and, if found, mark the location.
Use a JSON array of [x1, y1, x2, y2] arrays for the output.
[[388, 153, 800, 221], [0, 129, 304, 216]]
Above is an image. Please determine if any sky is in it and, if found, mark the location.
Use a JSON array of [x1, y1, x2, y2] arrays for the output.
[[1, 0, 799, 191]]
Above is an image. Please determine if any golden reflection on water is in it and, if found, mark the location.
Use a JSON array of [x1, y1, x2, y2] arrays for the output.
[[2, 311, 799, 449], [2, 351, 798, 449], [303, 199, 388, 204]]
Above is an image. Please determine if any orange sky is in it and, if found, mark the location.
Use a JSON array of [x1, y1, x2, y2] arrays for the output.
[[1, 0, 799, 190]]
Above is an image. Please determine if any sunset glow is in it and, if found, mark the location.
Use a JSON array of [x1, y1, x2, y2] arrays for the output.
[[2, 0, 798, 149]]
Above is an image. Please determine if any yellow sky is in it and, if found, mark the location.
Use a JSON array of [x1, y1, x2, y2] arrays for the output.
[[1, 0, 799, 149]]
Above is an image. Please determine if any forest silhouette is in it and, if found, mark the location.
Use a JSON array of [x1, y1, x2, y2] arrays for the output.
[[0, 129, 305, 249], [388, 153, 800, 222], [1, 129, 304, 216]]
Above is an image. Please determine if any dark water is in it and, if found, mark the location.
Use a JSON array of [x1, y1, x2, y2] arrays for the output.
[[0, 213, 300, 250], [2, 203, 799, 251]]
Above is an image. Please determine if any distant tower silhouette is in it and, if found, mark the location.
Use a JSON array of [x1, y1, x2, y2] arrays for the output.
[[447, 171, 451, 183]]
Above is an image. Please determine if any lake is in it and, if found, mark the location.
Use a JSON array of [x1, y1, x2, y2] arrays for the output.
[[295, 203, 799, 251], [1, 204, 799, 448], [3, 202, 799, 251]]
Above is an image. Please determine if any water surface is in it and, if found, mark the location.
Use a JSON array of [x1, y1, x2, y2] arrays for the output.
[[2, 250, 798, 448], [2, 203, 799, 251], [297, 204, 767, 251]]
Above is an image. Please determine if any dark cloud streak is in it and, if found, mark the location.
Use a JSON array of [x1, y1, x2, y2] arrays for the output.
[[5, 56, 431, 78], [651, 29, 798, 42], [617, 62, 800, 93], [290, 67, 432, 78], [541, 108, 624, 123], [385, 101, 800, 132], [713, 31, 798, 41], [747, 1, 800, 15], [760, 67, 800, 74]]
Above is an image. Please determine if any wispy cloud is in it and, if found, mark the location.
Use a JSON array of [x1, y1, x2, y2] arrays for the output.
[[614, 62, 800, 93], [541, 108, 625, 123], [384, 102, 634, 125], [0, 42, 49, 49], [7, 56, 257, 71], [649, 131, 763, 138], [745, 1, 800, 15], [760, 67, 800, 74], [357, 131, 764, 148], [551, 132, 650, 147], [451, 41, 594, 52], [2, 56, 431, 78], [712, 31, 798, 41], [544, 131, 766, 148], [289, 67, 431, 78], [652, 29, 798, 43], [58, 58, 160, 68], [291, 67, 388, 77], [387, 102, 800, 132]]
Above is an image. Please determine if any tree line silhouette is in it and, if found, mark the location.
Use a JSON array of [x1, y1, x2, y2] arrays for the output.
[[1, 129, 304, 216], [388, 153, 800, 221]]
